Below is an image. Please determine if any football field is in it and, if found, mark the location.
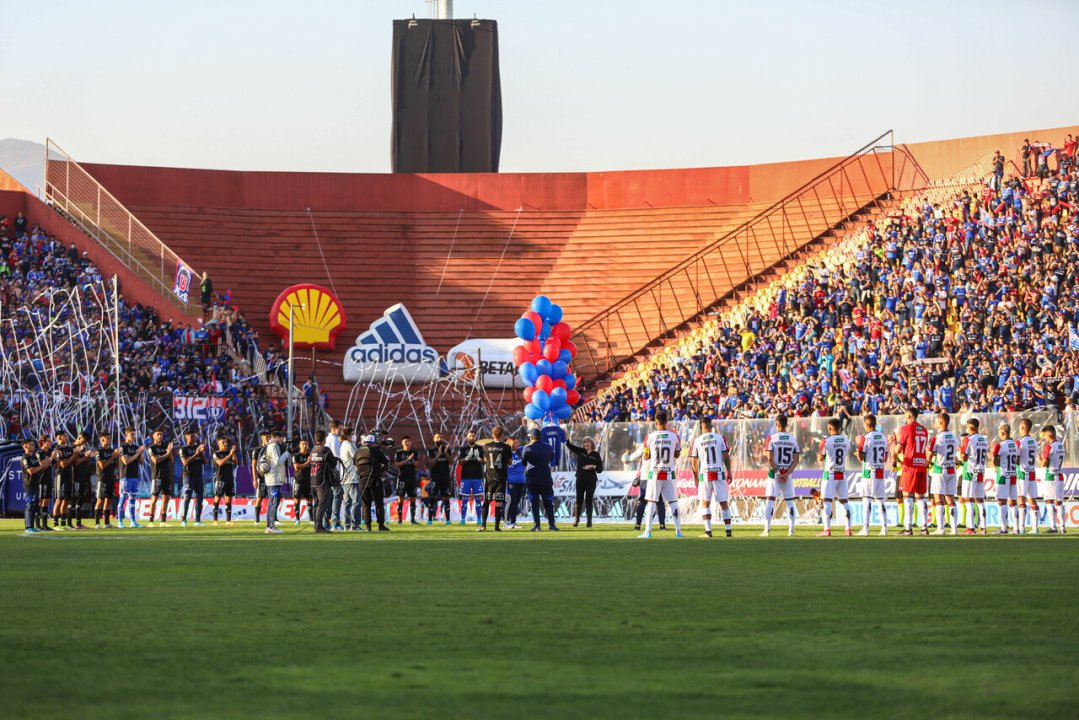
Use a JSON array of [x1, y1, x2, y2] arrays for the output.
[[1, 520, 1076, 719]]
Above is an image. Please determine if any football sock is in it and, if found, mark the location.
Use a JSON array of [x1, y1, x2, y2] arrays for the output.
[[919, 499, 929, 528], [253, 501, 261, 523], [764, 499, 775, 532], [948, 505, 958, 533], [410, 500, 417, 522], [1015, 505, 1024, 533], [480, 500, 489, 528], [998, 504, 1008, 531], [494, 503, 502, 530], [702, 506, 712, 533], [226, 501, 232, 521], [212, 501, 220, 521], [904, 498, 914, 530], [787, 501, 796, 532], [118, 497, 126, 521], [878, 500, 889, 530], [823, 502, 832, 531], [965, 501, 975, 528], [127, 494, 136, 522], [459, 499, 468, 522], [1030, 506, 1039, 532], [979, 503, 987, 529], [644, 502, 656, 533], [840, 501, 851, 530], [862, 497, 871, 528], [1057, 504, 1065, 530], [935, 504, 944, 529], [722, 507, 731, 531], [670, 502, 681, 533]]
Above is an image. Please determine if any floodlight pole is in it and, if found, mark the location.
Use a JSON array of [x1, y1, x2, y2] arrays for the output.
[[286, 303, 306, 440]]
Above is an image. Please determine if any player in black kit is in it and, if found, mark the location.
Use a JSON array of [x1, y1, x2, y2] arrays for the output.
[[394, 436, 421, 524], [480, 426, 512, 532], [292, 439, 314, 524], [212, 437, 238, 526], [70, 432, 94, 529], [147, 429, 175, 526], [179, 431, 207, 526], [427, 433, 453, 524], [51, 432, 76, 529], [94, 433, 121, 528]]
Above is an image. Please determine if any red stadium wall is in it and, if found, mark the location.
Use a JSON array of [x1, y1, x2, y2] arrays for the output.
[[81, 152, 875, 212], [905, 124, 1079, 179], [0, 189, 198, 325]]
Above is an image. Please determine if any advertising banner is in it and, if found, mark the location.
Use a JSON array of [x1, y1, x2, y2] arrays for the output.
[[172, 396, 228, 422]]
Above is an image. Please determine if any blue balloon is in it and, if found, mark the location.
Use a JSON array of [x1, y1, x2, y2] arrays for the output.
[[531, 295, 552, 317], [533, 389, 551, 411], [564, 373, 577, 390], [520, 362, 538, 385], [535, 359, 553, 377], [552, 360, 567, 379], [547, 304, 563, 324], [524, 403, 544, 420], [554, 405, 573, 420], [550, 387, 568, 408], [540, 321, 552, 341], [557, 349, 572, 364], [514, 318, 535, 341]]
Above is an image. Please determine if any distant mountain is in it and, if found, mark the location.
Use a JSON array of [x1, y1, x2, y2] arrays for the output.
[[0, 138, 46, 192]]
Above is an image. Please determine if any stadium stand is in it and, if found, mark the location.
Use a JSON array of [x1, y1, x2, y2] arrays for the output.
[[0, 211, 293, 441], [589, 145, 1079, 422]]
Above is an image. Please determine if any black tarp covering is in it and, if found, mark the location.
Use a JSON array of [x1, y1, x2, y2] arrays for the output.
[[391, 19, 502, 173]]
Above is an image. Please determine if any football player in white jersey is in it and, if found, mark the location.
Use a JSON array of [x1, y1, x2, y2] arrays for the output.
[[989, 424, 1020, 534], [928, 412, 959, 535], [855, 414, 889, 536], [638, 411, 683, 539], [817, 418, 852, 537], [1016, 418, 1041, 534], [690, 417, 732, 538], [762, 414, 801, 537], [957, 418, 989, 535], [1038, 425, 1066, 533]]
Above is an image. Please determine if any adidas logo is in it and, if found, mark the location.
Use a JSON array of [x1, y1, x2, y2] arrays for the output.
[[344, 304, 439, 383]]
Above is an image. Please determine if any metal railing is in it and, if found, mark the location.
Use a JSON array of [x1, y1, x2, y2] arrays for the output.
[[42, 138, 200, 317], [573, 131, 931, 384]]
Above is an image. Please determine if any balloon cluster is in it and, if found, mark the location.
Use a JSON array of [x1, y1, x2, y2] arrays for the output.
[[512, 295, 581, 421]]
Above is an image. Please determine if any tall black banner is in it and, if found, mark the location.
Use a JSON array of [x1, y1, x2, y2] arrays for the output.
[[391, 19, 502, 173]]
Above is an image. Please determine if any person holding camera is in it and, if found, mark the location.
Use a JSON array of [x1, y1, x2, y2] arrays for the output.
[[355, 434, 390, 531]]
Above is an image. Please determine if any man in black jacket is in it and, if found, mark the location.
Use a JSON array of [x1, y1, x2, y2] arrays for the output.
[[309, 431, 336, 534], [355, 434, 390, 531]]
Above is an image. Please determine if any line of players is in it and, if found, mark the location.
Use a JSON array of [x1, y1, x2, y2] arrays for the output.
[[17, 420, 570, 533], [635, 409, 1067, 538]]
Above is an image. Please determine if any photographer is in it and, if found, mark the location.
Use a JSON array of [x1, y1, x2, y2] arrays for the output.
[[356, 434, 390, 531]]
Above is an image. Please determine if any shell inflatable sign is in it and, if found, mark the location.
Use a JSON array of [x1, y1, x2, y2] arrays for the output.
[[268, 284, 347, 350]]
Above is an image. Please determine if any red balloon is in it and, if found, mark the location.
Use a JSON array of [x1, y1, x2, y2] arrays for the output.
[[563, 340, 578, 358], [552, 322, 572, 343], [553, 379, 567, 390], [512, 345, 529, 366], [523, 387, 535, 404], [526, 339, 542, 356], [528, 353, 542, 365], [523, 311, 543, 334], [566, 389, 580, 406], [536, 375, 554, 393], [542, 341, 561, 362]]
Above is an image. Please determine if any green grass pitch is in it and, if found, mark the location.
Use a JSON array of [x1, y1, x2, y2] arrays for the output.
[[1, 519, 1076, 719]]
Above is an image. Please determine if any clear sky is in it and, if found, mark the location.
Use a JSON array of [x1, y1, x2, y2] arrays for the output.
[[5, 0, 1078, 173]]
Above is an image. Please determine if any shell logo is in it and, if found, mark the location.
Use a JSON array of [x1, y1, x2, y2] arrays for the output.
[[268, 284, 347, 351]]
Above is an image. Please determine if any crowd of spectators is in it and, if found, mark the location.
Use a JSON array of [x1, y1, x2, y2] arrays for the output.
[[0, 211, 321, 441], [590, 142, 1079, 424]]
